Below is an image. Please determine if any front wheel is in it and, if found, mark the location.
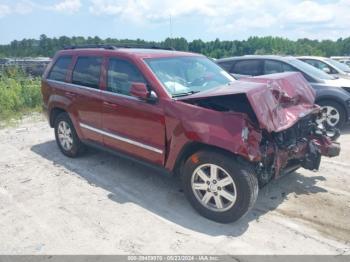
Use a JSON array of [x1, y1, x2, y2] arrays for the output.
[[182, 151, 258, 223]]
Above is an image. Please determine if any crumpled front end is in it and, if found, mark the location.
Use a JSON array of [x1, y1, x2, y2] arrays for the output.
[[256, 112, 340, 185], [228, 72, 341, 183], [240, 72, 319, 132], [177, 72, 341, 185]]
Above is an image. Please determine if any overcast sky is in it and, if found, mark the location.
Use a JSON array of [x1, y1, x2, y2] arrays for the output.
[[0, 0, 349, 44]]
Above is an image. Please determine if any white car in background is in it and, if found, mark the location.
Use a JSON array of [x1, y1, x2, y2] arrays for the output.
[[298, 56, 350, 80], [339, 59, 350, 67]]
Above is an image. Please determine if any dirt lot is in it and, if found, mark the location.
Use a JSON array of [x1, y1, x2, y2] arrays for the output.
[[0, 114, 350, 255]]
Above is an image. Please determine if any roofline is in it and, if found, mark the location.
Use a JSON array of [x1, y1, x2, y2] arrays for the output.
[[217, 55, 292, 62], [63, 44, 175, 51], [54, 48, 203, 60], [297, 56, 327, 60]]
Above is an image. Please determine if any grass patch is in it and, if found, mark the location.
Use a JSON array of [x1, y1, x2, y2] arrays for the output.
[[0, 67, 42, 126]]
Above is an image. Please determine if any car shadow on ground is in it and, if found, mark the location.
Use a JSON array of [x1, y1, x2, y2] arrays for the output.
[[31, 141, 328, 237]]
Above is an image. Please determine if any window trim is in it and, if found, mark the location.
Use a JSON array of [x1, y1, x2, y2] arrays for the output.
[[47, 78, 140, 101], [47, 55, 73, 82], [71, 55, 103, 89]]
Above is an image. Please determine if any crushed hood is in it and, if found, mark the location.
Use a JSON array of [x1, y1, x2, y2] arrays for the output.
[[179, 72, 318, 132]]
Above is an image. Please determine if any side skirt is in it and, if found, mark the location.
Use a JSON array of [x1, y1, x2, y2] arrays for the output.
[[82, 139, 173, 177]]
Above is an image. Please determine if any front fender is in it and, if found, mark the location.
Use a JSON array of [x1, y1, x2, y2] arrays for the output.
[[164, 101, 262, 171]]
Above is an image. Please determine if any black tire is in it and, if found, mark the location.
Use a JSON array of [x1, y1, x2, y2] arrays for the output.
[[317, 100, 346, 129], [182, 150, 258, 223], [54, 112, 84, 157]]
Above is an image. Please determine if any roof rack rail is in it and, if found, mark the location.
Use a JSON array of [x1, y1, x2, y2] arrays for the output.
[[63, 44, 116, 50], [63, 44, 175, 51]]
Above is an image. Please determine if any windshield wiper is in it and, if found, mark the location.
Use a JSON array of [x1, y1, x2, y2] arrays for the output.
[[172, 91, 200, 98]]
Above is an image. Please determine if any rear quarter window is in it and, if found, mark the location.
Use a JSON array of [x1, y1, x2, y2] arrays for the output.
[[48, 56, 72, 82], [72, 56, 102, 89]]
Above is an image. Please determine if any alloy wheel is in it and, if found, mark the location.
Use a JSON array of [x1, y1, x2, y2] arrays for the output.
[[319, 106, 340, 127], [191, 164, 237, 212], [57, 120, 73, 151]]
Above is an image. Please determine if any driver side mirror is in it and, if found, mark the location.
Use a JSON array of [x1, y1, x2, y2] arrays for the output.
[[130, 82, 157, 102]]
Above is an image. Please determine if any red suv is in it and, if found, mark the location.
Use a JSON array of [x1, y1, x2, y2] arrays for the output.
[[42, 45, 340, 223]]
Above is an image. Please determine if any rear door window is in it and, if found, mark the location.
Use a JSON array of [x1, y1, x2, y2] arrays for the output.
[[72, 56, 102, 89], [263, 60, 284, 74], [48, 56, 72, 82], [282, 62, 297, 72], [231, 60, 262, 76]]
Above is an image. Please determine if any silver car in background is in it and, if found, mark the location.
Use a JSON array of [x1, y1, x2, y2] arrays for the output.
[[298, 56, 350, 80]]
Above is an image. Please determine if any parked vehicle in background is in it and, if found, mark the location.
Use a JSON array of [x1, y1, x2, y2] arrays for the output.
[[330, 56, 350, 67], [217, 55, 350, 129], [41, 46, 340, 223], [298, 56, 350, 79], [0, 57, 51, 77], [340, 60, 350, 67]]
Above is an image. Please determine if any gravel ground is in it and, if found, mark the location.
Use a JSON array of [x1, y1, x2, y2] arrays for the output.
[[0, 114, 349, 255]]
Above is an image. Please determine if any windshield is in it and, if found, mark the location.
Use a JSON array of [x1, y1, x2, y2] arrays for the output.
[[325, 58, 350, 73], [287, 58, 335, 80], [145, 56, 235, 97]]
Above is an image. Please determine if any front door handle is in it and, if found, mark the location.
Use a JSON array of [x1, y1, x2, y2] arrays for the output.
[[103, 101, 118, 109]]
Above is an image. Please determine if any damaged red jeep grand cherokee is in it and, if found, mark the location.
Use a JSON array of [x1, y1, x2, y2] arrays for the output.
[[41, 45, 340, 223]]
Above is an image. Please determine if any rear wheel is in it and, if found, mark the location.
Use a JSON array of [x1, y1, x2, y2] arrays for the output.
[[54, 112, 84, 157], [182, 151, 258, 223], [317, 100, 346, 129]]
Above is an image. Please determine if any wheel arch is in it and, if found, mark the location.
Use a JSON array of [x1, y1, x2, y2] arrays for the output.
[[49, 107, 67, 127], [172, 141, 241, 177]]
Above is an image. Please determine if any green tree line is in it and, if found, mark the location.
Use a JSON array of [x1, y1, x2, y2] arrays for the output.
[[1, 34, 350, 58]]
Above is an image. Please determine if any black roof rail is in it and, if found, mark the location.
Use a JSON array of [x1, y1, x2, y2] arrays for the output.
[[63, 44, 175, 51], [63, 44, 116, 50]]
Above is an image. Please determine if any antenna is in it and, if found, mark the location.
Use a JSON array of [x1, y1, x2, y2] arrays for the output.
[[169, 14, 174, 49], [170, 14, 173, 39]]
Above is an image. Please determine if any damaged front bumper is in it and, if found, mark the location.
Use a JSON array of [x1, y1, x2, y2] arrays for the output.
[[256, 119, 341, 185], [274, 136, 340, 177]]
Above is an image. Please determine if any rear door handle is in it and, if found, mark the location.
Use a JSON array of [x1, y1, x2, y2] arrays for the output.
[[103, 101, 118, 109], [65, 91, 77, 98]]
